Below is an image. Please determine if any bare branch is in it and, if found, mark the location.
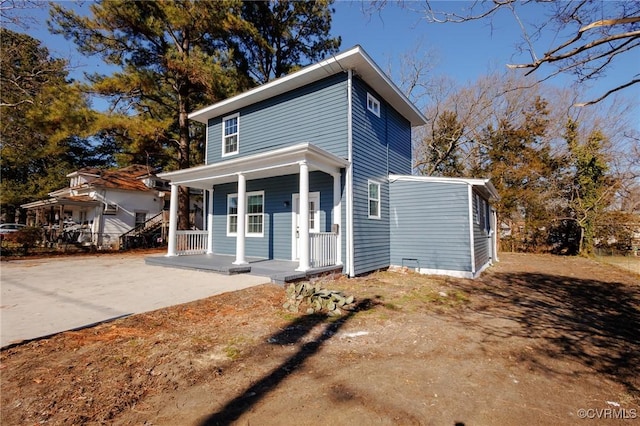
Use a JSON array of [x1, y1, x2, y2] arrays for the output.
[[574, 78, 640, 107], [508, 30, 640, 73]]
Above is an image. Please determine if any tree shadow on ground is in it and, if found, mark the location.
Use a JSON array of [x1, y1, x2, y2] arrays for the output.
[[199, 298, 377, 425], [457, 271, 640, 396]]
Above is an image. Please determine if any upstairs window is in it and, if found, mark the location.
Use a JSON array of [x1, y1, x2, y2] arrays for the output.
[[368, 181, 381, 219], [222, 113, 239, 156], [367, 93, 380, 117]]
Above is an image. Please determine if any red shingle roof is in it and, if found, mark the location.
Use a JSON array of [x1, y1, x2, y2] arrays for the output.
[[81, 165, 158, 192]]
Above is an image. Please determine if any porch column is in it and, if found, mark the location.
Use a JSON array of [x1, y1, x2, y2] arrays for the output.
[[332, 171, 342, 265], [233, 173, 248, 265], [206, 189, 214, 254], [296, 161, 310, 272], [166, 183, 179, 256]]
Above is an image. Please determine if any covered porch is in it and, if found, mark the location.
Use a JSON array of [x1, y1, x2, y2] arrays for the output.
[[157, 143, 349, 274]]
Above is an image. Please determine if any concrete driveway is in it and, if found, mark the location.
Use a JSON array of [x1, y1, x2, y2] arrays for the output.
[[0, 253, 269, 347]]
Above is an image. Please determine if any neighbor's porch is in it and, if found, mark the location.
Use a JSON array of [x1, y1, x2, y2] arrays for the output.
[[157, 143, 349, 274]]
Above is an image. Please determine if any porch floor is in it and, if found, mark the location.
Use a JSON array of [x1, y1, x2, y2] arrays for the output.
[[145, 254, 343, 285]]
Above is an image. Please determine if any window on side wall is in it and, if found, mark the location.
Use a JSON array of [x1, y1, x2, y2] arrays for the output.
[[478, 197, 487, 230], [222, 113, 239, 156], [227, 191, 264, 237], [367, 93, 380, 117], [368, 181, 380, 219]]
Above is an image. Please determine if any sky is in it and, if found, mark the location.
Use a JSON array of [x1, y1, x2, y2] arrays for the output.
[[6, 0, 640, 116]]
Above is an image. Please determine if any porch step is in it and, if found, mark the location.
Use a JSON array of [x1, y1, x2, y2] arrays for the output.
[[270, 264, 344, 285]]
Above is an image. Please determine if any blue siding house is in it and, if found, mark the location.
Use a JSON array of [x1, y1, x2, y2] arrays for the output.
[[156, 46, 498, 279]]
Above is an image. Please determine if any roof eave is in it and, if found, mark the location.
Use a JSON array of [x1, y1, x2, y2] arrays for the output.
[[189, 45, 427, 127]]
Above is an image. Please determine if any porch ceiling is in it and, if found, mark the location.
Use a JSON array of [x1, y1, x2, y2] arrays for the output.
[[158, 143, 349, 190]]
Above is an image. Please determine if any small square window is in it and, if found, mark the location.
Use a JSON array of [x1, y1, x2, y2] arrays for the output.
[[222, 113, 239, 156], [367, 93, 380, 117], [368, 181, 381, 219]]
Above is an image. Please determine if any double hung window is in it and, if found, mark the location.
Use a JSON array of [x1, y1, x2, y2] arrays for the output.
[[222, 113, 239, 156], [368, 181, 381, 219], [227, 191, 264, 237]]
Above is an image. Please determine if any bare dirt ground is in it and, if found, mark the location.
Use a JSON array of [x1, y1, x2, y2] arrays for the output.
[[1, 253, 639, 425]]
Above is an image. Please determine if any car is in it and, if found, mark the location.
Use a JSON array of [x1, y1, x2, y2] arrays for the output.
[[0, 223, 26, 240]]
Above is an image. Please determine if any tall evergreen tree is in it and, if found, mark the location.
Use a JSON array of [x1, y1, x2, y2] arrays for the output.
[[563, 119, 617, 254], [50, 0, 341, 228], [480, 97, 558, 251], [231, 0, 341, 84], [0, 29, 99, 220]]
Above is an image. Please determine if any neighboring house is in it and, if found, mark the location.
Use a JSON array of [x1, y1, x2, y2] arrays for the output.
[[21, 165, 177, 249], [158, 45, 499, 279]]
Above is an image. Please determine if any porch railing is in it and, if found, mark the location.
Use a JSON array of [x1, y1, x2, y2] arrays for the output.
[[310, 232, 338, 268], [176, 230, 208, 255]]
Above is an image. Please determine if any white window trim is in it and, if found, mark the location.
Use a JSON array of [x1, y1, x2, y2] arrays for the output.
[[367, 93, 380, 117], [227, 190, 265, 237], [221, 113, 239, 157], [227, 193, 238, 237], [368, 180, 381, 219]]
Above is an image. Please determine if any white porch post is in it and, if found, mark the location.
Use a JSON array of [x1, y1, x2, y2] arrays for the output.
[[167, 183, 179, 256], [233, 173, 247, 265], [296, 161, 310, 271], [206, 189, 214, 254], [332, 171, 342, 265]]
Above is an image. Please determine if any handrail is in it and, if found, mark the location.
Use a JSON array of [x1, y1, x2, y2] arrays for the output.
[[310, 232, 338, 268], [119, 211, 167, 250], [176, 230, 208, 255]]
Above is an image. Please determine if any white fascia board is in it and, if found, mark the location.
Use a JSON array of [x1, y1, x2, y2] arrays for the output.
[[389, 174, 500, 201], [189, 45, 427, 127], [158, 143, 349, 189]]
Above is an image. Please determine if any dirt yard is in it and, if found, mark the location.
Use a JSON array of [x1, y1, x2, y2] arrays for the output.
[[1, 253, 638, 425]]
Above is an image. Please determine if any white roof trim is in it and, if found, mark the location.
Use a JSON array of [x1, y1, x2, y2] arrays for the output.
[[189, 45, 427, 127], [158, 143, 349, 190], [389, 174, 500, 200]]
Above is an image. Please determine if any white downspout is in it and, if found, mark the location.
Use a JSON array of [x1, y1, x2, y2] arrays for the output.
[[347, 69, 355, 277]]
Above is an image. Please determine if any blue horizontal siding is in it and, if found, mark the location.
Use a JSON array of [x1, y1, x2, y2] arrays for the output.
[[211, 172, 334, 260], [207, 74, 348, 164], [350, 77, 413, 275], [473, 191, 491, 270], [389, 180, 472, 273], [351, 77, 391, 274]]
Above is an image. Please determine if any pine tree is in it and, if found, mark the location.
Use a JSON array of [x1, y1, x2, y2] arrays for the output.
[[0, 29, 99, 220]]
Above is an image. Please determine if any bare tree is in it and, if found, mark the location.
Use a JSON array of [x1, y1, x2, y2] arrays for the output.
[[370, 0, 640, 106]]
